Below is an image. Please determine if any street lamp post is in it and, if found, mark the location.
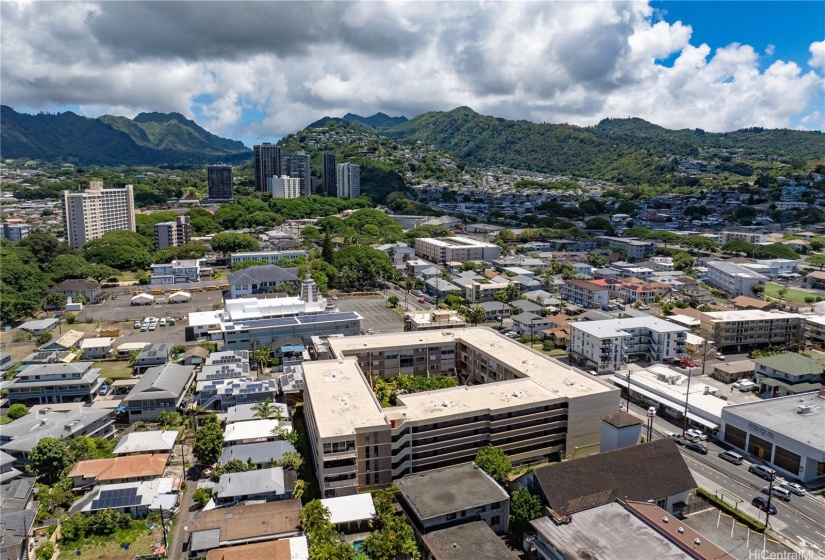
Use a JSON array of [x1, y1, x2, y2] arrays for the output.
[[646, 407, 655, 442]]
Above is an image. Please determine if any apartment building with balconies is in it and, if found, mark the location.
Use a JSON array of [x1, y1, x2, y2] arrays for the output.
[[597, 237, 655, 261], [699, 310, 805, 351], [303, 328, 618, 498], [562, 280, 609, 309], [704, 260, 767, 297], [570, 317, 688, 373], [5, 362, 103, 405], [414, 237, 501, 264]]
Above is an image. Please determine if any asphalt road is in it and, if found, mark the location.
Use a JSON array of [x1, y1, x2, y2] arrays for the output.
[[624, 401, 825, 555]]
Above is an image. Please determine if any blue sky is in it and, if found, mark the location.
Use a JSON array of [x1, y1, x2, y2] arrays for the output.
[[2, 1, 823, 147]]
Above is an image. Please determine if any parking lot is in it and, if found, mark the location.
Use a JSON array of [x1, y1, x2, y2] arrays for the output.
[[334, 296, 405, 334], [77, 289, 225, 323]]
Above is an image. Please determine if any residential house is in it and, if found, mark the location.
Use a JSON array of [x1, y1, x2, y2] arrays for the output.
[[186, 500, 303, 558], [803, 271, 825, 290], [420, 521, 520, 560], [753, 353, 824, 396], [0, 482, 37, 560], [183, 346, 210, 365], [212, 467, 297, 507], [0, 352, 16, 372], [227, 265, 300, 299], [113, 430, 179, 455], [204, 539, 309, 560], [522, 439, 695, 516], [121, 363, 195, 422], [224, 402, 289, 424], [511, 312, 551, 337], [0, 450, 22, 483], [0, 408, 114, 466], [223, 419, 291, 446], [319, 494, 376, 535], [731, 295, 776, 311], [5, 362, 102, 405], [712, 360, 755, 384], [198, 377, 279, 411], [68, 454, 169, 488], [70, 477, 178, 518], [509, 300, 542, 315], [424, 278, 462, 298], [79, 337, 115, 359], [375, 242, 416, 265], [38, 329, 84, 352], [395, 464, 510, 535], [48, 279, 102, 304], [219, 440, 297, 469], [17, 318, 58, 336], [477, 301, 510, 321], [135, 343, 172, 374]]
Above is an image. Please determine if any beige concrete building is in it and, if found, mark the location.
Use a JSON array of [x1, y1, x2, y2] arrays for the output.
[[303, 328, 618, 498], [414, 237, 500, 264], [61, 181, 136, 248], [405, 309, 467, 331], [699, 310, 804, 351]]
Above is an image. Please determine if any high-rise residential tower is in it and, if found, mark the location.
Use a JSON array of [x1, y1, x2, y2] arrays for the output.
[[336, 162, 361, 199], [268, 176, 302, 199], [62, 181, 136, 248], [207, 164, 234, 202], [253, 143, 282, 191], [322, 152, 336, 197], [283, 152, 312, 197]]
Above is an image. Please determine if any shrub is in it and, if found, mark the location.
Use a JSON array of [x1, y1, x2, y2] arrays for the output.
[[7, 403, 29, 421], [65, 313, 77, 324], [193, 488, 212, 509], [35, 541, 54, 560], [36, 333, 52, 347]]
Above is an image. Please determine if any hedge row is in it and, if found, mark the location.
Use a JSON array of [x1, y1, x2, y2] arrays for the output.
[[696, 488, 766, 532]]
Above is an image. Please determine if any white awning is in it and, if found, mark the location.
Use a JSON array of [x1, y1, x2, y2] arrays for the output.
[[610, 376, 720, 430]]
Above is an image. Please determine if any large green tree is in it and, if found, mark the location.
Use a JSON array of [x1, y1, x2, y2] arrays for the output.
[[333, 246, 394, 288], [474, 445, 512, 488], [510, 488, 543, 536], [29, 438, 70, 483], [210, 232, 260, 255], [82, 230, 153, 270], [192, 414, 224, 465]]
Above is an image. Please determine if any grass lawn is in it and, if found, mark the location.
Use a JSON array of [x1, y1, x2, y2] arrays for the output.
[[94, 361, 134, 380], [58, 522, 164, 560], [116, 270, 147, 284], [764, 282, 817, 304], [0, 416, 11, 425]]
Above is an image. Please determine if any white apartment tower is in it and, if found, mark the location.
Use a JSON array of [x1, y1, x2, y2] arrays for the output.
[[336, 162, 360, 199], [268, 176, 303, 199], [62, 181, 136, 248]]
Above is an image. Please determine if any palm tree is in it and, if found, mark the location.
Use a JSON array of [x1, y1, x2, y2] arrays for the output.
[[252, 398, 275, 419]]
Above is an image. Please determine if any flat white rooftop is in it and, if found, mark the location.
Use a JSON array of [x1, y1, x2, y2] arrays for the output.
[[701, 310, 803, 322], [571, 317, 688, 338], [303, 357, 387, 439], [310, 328, 615, 439]]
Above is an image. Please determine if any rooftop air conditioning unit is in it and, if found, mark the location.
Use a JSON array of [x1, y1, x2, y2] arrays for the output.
[[796, 405, 813, 414]]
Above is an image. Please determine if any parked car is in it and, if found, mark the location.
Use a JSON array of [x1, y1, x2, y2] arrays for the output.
[[638, 305, 651, 310], [762, 486, 791, 502], [676, 358, 696, 368], [684, 442, 708, 455], [719, 450, 744, 465], [159, 318, 167, 327], [715, 353, 726, 361], [780, 482, 807, 496], [749, 464, 776, 481], [148, 323, 157, 331], [751, 496, 777, 515], [686, 429, 708, 441], [98, 384, 111, 396], [733, 379, 756, 392], [331, 295, 338, 300], [418, 298, 426, 303], [133, 321, 141, 329]]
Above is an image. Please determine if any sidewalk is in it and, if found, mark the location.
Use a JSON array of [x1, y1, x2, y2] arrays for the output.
[[691, 471, 784, 532]]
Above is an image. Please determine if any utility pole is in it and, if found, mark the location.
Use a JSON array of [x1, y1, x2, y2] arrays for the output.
[[764, 473, 775, 530], [682, 365, 693, 437], [159, 504, 169, 548]]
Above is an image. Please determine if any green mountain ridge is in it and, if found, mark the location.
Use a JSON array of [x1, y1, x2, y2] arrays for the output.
[[1, 105, 250, 165], [381, 107, 825, 185]]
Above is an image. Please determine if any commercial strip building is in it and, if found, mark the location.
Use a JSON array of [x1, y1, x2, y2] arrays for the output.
[[303, 328, 618, 497], [61, 181, 136, 248], [720, 391, 825, 484], [569, 317, 688, 373], [698, 310, 805, 351], [414, 237, 501, 264], [704, 260, 767, 297], [609, 365, 727, 432], [187, 276, 362, 349]]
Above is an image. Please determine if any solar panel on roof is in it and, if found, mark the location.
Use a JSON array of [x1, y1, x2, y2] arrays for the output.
[[13, 480, 32, 499], [91, 487, 141, 510]]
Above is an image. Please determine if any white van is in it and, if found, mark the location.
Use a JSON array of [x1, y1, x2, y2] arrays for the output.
[[733, 379, 756, 392], [719, 450, 744, 465]]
